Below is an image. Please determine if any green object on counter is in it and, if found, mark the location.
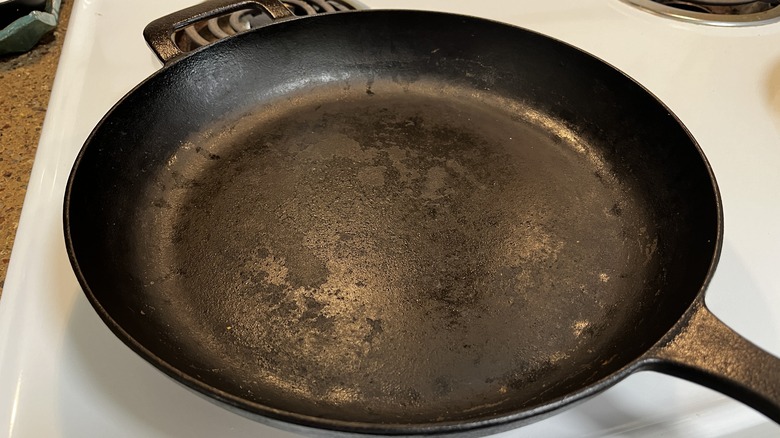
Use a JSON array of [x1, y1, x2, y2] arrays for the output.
[[0, 0, 62, 55]]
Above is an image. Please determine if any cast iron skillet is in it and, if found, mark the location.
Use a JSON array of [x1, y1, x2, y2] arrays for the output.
[[64, 0, 780, 435]]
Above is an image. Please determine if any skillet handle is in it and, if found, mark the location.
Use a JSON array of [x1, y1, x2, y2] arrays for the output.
[[646, 300, 780, 423], [143, 0, 294, 64]]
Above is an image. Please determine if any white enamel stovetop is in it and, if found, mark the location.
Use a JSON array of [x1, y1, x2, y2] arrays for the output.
[[1, 0, 780, 436]]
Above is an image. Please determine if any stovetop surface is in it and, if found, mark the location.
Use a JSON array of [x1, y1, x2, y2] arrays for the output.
[[1, 0, 779, 436]]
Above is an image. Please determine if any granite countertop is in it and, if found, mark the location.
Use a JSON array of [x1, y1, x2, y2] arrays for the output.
[[0, 1, 73, 297]]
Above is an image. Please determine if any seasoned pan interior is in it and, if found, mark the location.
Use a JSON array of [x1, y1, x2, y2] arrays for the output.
[[65, 11, 719, 429]]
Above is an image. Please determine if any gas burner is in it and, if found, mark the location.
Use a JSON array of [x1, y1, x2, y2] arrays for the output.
[[623, 0, 780, 25], [175, 0, 363, 52]]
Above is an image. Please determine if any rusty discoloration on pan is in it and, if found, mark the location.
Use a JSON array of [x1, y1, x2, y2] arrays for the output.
[[139, 85, 656, 421]]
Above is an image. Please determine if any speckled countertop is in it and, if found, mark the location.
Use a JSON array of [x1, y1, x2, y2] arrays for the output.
[[0, 1, 73, 297]]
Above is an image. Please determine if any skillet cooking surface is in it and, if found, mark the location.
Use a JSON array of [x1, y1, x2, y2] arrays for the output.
[[66, 10, 719, 429]]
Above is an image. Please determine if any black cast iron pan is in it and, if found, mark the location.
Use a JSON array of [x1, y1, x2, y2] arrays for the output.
[[64, 0, 780, 435]]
